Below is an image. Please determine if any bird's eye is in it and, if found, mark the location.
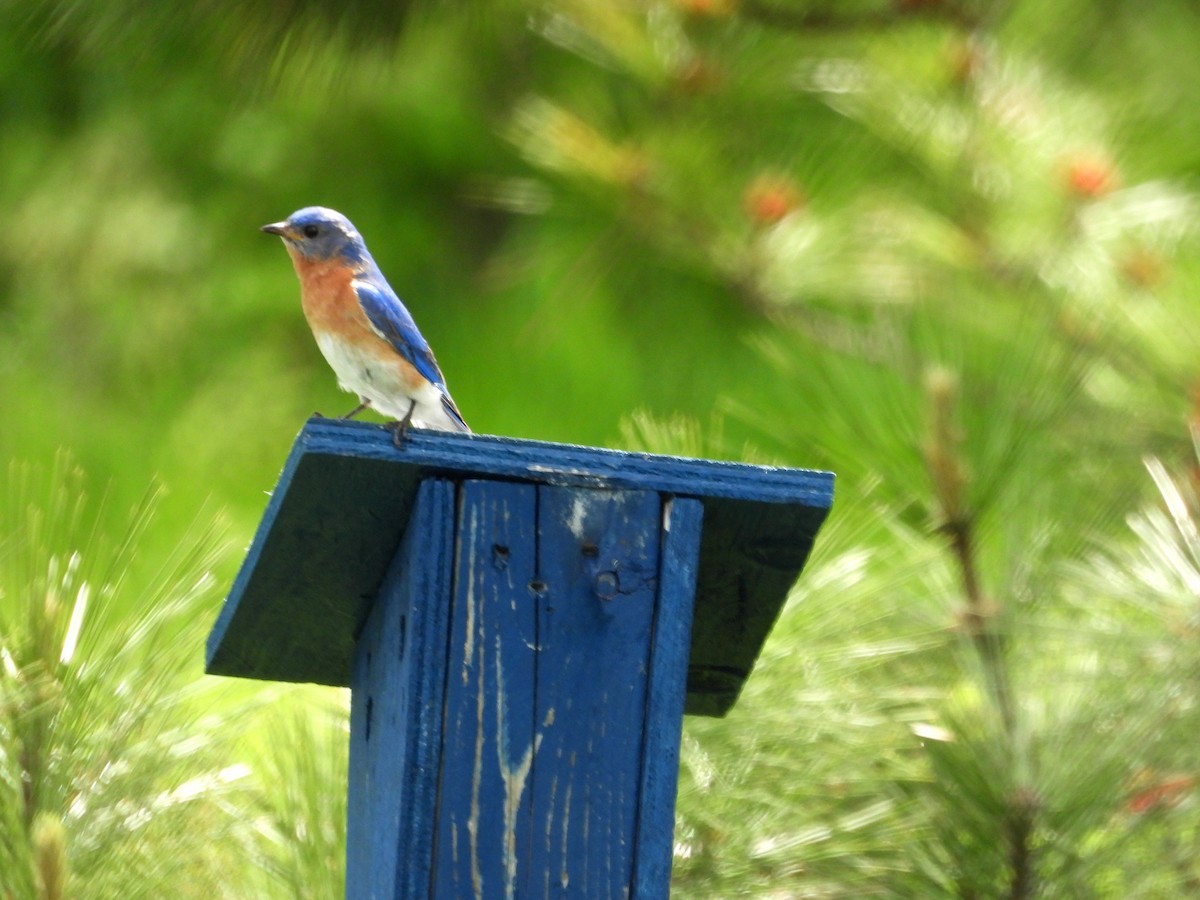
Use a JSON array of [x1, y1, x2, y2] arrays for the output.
[[303, 224, 320, 239]]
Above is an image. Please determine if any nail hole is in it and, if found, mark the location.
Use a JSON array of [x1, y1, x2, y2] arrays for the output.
[[492, 544, 510, 570]]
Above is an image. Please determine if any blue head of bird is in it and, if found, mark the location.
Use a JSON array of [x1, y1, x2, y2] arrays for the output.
[[261, 207, 367, 265]]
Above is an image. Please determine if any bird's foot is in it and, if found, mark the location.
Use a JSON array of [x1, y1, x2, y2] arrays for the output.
[[341, 399, 370, 420], [390, 400, 417, 451]]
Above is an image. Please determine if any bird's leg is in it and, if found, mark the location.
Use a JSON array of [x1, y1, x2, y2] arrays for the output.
[[391, 400, 418, 450], [341, 399, 371, 420]]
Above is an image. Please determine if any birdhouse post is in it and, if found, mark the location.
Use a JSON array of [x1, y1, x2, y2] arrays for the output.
[[206, 419, 833, 898]]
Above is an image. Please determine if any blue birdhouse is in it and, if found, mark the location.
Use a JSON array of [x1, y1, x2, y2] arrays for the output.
[[206, 419, 833, 898]]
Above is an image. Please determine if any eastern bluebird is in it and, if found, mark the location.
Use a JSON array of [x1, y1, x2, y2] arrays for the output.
[[261, 206, 469, 439]]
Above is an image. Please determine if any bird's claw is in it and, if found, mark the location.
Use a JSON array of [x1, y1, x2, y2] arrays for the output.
[[390, 421, 409, 450], [390, 400, 418, 451]]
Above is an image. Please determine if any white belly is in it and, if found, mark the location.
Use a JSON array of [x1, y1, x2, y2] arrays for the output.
[[314, 333, 462, 431]]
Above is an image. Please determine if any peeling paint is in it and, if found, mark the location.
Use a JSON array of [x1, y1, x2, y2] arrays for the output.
[[463, 504, 479, 684], [560, 781, 573, 890], [566, 495, 588, 539], [469, 627, 484, 897], [495, 638, 544, 900]]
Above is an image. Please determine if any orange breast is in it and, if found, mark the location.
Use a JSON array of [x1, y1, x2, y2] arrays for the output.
[[290, 254, 356, 329], [288, 251, 419, 387]]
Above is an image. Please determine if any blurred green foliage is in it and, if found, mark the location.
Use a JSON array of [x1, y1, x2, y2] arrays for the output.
[[5, 0, 1200, 895]]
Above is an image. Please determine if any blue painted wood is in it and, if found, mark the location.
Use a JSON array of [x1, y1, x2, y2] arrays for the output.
[[528, 486, 661, 899], [206, 446, 415, 688], [346, 478, 456, 899], [633, 497, 704, 899], [430, 482, 683, 898], [435, 480, 539, 899], [207, 418, 834, 715], [205, 417, 837, 896], [294, 418, 833, 506]]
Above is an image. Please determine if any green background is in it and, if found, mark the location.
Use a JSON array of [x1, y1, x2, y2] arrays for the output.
[[5, 1, 1200, 895]]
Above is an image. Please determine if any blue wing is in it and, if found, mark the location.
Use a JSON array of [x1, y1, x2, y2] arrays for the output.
[[353, 278, 443, 386], [353, 276, 468, 430]]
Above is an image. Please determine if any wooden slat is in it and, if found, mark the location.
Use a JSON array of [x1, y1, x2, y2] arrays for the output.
[[293, 418, 833, 506], [346, 478, 456, 899], [435, 480, 539, 899], [527, 486, 661, 899], [634, 496, 703, 898]]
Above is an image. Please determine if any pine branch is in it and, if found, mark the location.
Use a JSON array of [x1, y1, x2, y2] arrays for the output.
[[923, 367, 1036, 895], [923, 368, 1012, 720], [1006, 788, 1036, 900]]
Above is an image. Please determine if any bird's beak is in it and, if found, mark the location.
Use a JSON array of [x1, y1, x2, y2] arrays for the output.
[[260, 221, 294, 238]]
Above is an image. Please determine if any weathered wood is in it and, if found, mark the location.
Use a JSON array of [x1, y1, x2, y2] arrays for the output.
[[436, 480, 539, 898], [206, 419, 833, 716], [206, 419, 834, 898], [526, 486, 661, 899], [434, 482, 680, 898], [633, 496, 703, 897], [346, 478, 456, 899]]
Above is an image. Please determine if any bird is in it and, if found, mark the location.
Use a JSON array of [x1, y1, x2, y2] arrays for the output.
[[261, 207, 469, 442]]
